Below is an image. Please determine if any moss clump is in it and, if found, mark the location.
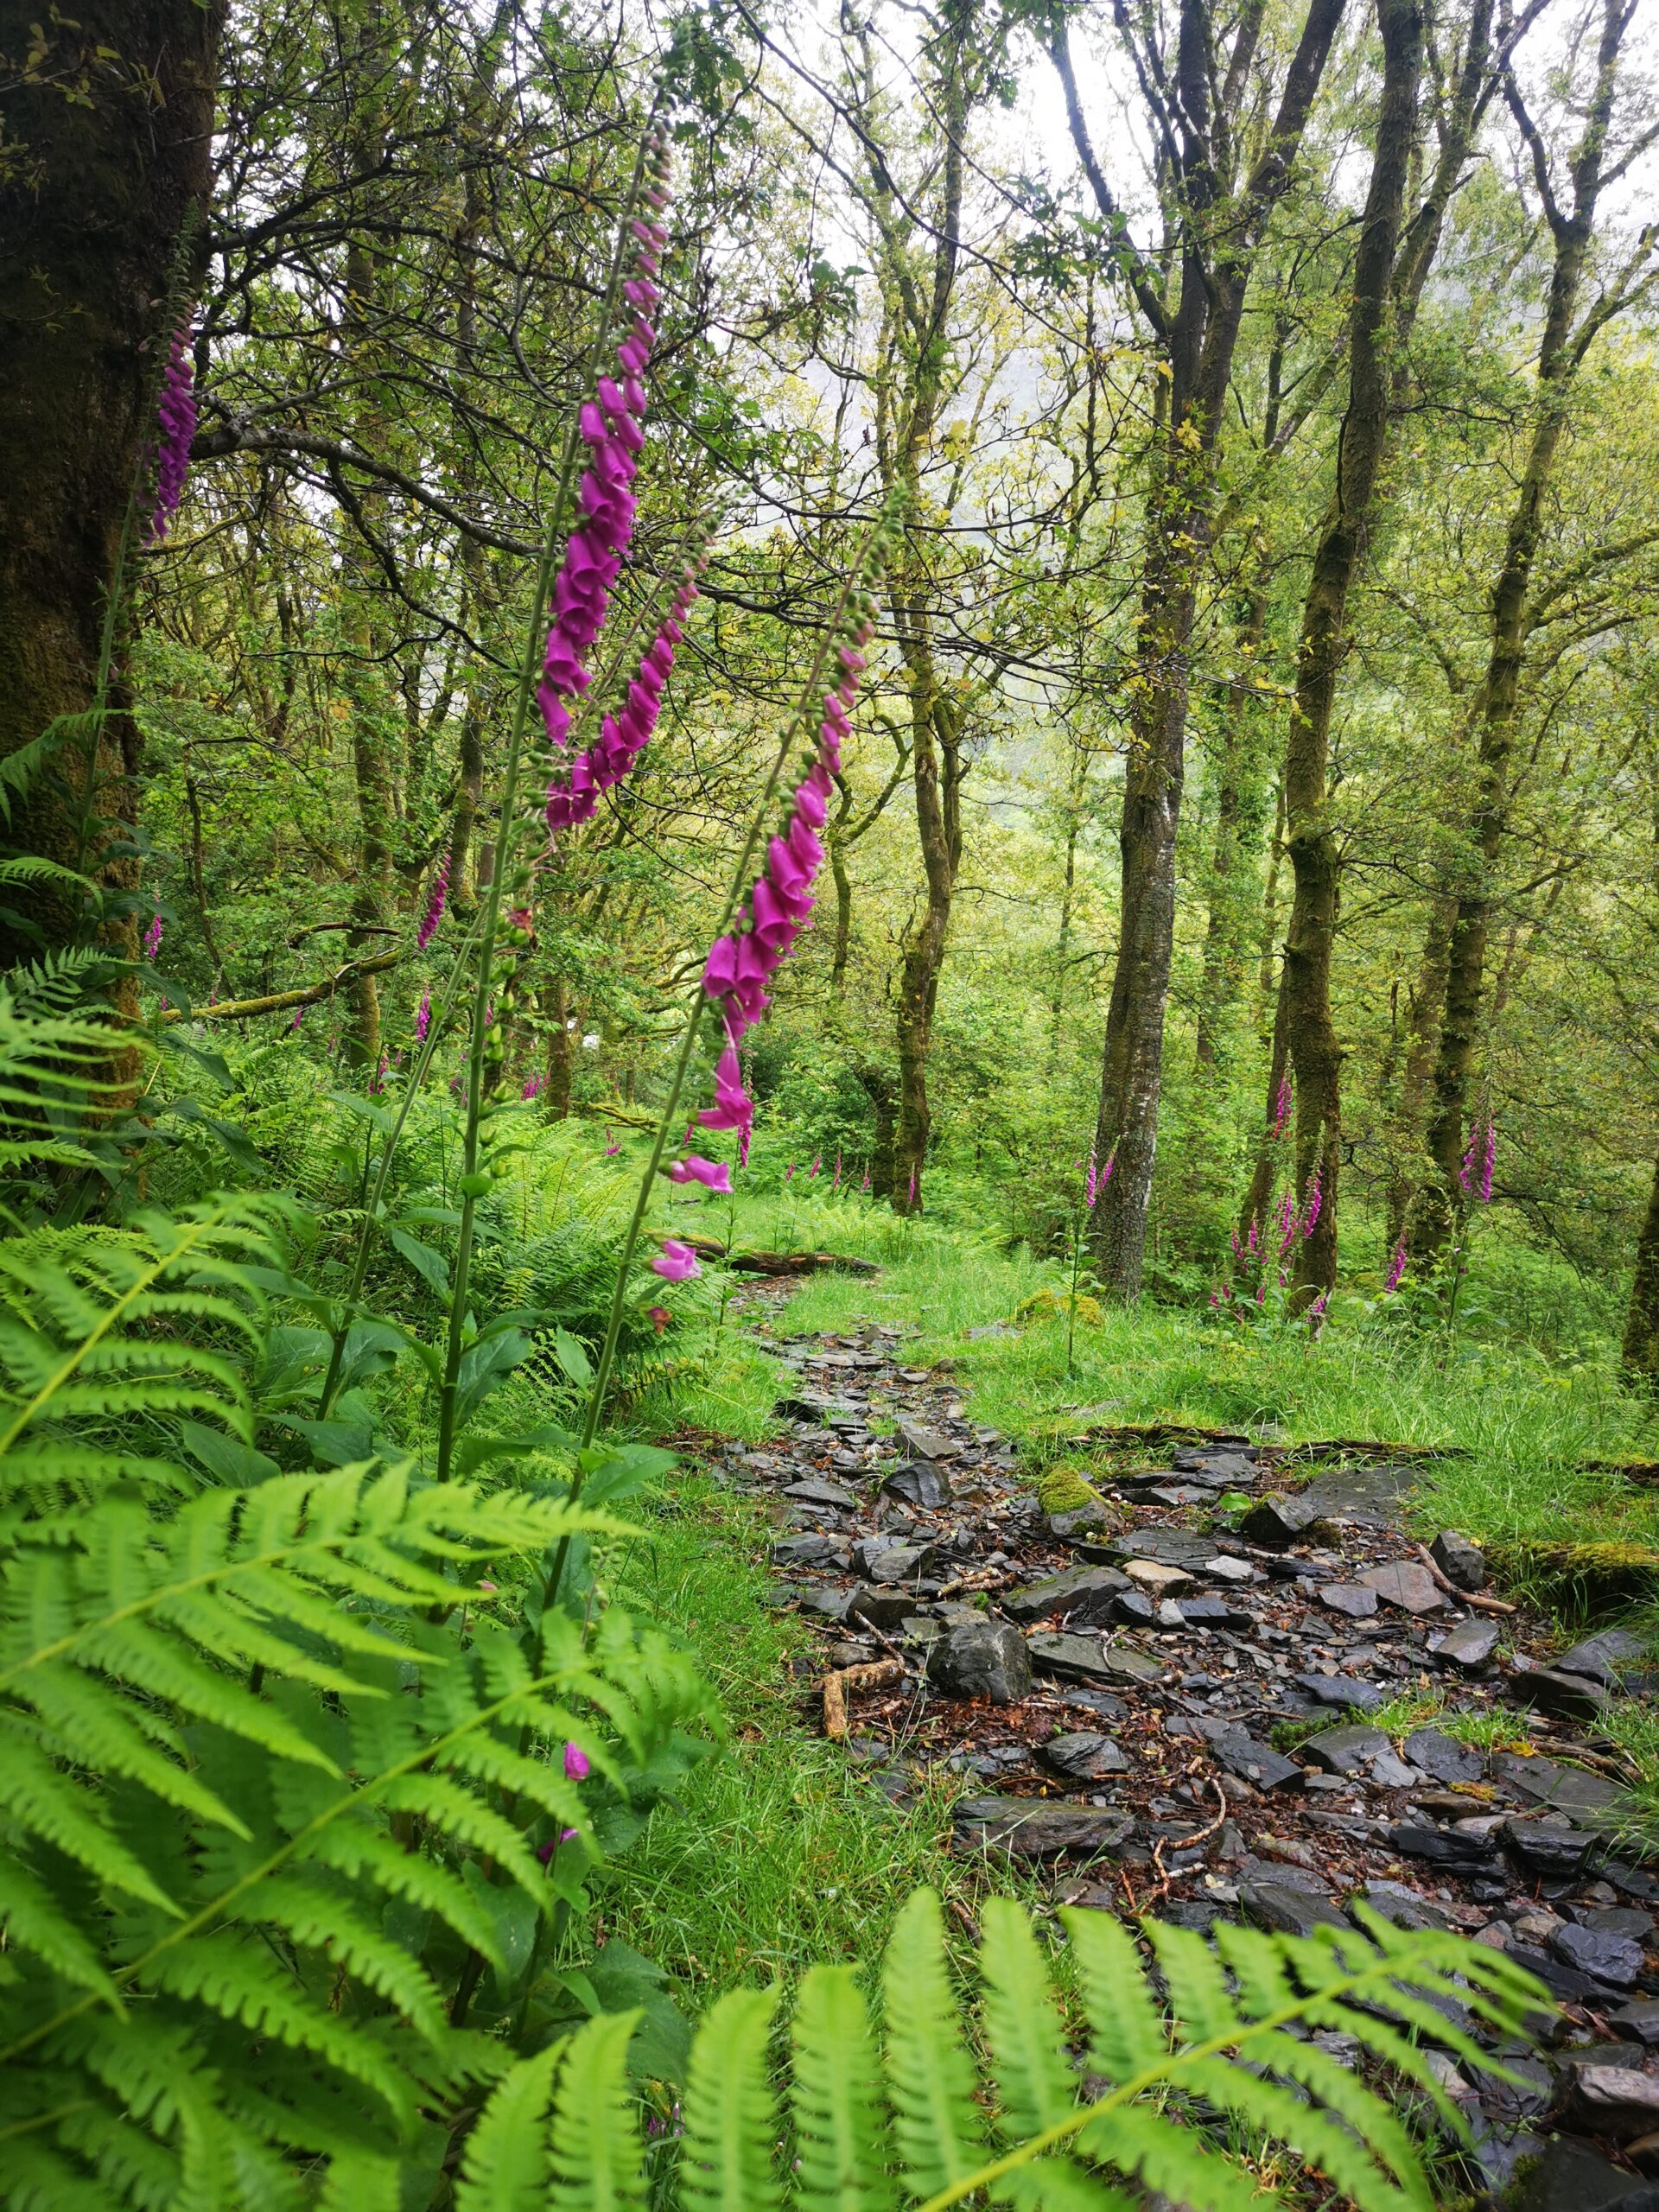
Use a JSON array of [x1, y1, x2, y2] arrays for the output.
[[1506, 1540, 1659, 1609], [1014, 1288, 1104, 1330], [1036, 1462, 1102, 1513]]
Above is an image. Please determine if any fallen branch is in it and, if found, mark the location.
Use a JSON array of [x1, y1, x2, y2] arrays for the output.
[[1414, 1543, 1516, 1616], [652, 1230, 879, 1279], [157, 949, 408, 1026], [822, 1656, 904, 1741]]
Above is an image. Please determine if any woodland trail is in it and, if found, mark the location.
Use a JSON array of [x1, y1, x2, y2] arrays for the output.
[[696, 1293, 1659, 2210]]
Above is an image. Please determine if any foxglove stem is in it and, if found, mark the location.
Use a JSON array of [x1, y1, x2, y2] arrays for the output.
[[435, 121, 665, 1488]]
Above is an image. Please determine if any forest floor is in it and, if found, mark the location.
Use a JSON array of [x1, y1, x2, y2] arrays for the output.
[[602, 1217, 1659, 2209]]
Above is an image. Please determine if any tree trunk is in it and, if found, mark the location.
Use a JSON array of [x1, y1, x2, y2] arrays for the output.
[[854, 1062, 898, 1200], [1623, 1153, 1659, 1385], [1278, 0, 1423, 1298], [0, 0, 222, 967], [1413, 0, 1629, 1262], [543, 977, 572, 1116], [1195, 578, 1273, 1071]]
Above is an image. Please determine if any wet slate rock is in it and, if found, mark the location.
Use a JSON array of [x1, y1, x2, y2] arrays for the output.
[[926, 1620, 1031, 1704], [895, 1419, 960, 1461], [1319, 1584, 1380, 1618], [798, 1587, 853, 1621], [1388, 1821, 1498, 1872], [1557, 2062, 1659, 2139], [1295, 1672, 1388, 1713], [854, 1537, 941, 1584], [1001, 1565, 1131, 1626], [1237, 1880, 1353, 1939], [1046, 1503, 1109, 1538], [772, 1533, 843, 1568], [782, 1477, 858, 1509], [952, 1796, 1135, 1859], [1298, 1464, 1416, 1530], [1429, 1529, 1487, 1592], [1556, 1628, 1649, 1687], [1431, 1617, 1500, 1669], [1173, 1594, 1254, 1630], [1504, 1820, 1598, 1881], [1172, 1447, 1257, 1485], [1513, 1666, 1612, 1723], [1355, 1878, 1455, 1932], [1550, 1922, 1646, 1988], [1038, 1731, 1130, 1783], [1402, 1727, 1484, 1786], [1239, 1493, 1325, 1546], [1028, 1632, 1170, 1688], [1497, 1753, 1629, 1827], [881, 1461, 952, 1509], [1305, 1725, 1387, 1777], [1210, 1727, 1304, 1792], [1508, 2136, 1659, 2212], [1357, 1560, 1444, 1615], [1109, 1529, 1222, 1570], [1109, 1590, 1160, 1629], [849, 1585, 925, 1630], [1611, 2000, 1659, 2046]]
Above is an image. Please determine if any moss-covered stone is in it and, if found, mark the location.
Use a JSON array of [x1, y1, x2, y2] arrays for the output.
[[1014, 1288, 1104, 1329]]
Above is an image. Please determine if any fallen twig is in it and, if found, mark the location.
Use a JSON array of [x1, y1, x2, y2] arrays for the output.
[[1414, 1543, 1516, 1615], [822, 1656, 904, 1741]]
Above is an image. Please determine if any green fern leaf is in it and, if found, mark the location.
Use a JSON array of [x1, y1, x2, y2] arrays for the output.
[[1078, 2102, 1262, 2212], [791, 1964, 893, 2212], [976, 1897, 1076, 2139], [881, 1888, 984, 2196], [456, 2047, 561, 2212], [549, 2012, 646, 2212], [678, 1988, 782, 2212], [1058, 1910, 1166, 2085]]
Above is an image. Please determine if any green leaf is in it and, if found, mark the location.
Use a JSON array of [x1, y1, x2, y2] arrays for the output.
[[977, 1897, 1076, 2138], [457, 2047, 561, 2212], [881, 1889, 985, 2196], [791, 1965, 893, 2212], [678, 1988, 782, 2212], [549, 2011, 646, 2212], [388, 1227, 451, 1298]]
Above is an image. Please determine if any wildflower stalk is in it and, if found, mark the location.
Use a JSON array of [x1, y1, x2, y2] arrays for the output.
[[435, 124, 662, 1487], [537, 522, 893, 1617]]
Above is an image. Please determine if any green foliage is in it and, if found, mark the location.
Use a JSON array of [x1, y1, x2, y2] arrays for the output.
[[453, 1882, 1549, 2212]]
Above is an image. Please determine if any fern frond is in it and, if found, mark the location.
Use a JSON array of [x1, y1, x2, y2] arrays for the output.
[[881, 1890, 984, 2196], [548, 2012, 646, 2212], [791, 1966, 893, 2212], [456, 2048, 561, 2212], [1058, 1910, 1166, 2085], [976, 1897, 1075, 2139], [678, 1988, 782, 2212]]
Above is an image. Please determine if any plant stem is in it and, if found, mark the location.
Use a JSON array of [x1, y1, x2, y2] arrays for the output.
[[435, 128, 658, 1485]]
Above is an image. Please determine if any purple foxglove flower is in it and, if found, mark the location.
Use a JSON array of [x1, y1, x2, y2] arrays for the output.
[[785, 1162, 796, 1182], [416, 988, 430, 1043], [809, 1155, 820, 1179], [603, 1125, 621, 1155], [652, 1238, 700, 1282], [1480, 1118, 1496, 1204], [861, 1167, 870, 1191], [523, 1076, 541, 1099], [908, 1166, 918, 1209], [417, 857, 449, 950], [1085, 1147, 1097, 1208], [290, 1005, 304, 1029], [1271, 1075, 1292, 1137], [1385, 1237, 1407, 1291], [833, 1149, 842, 1186], [145, 324, 197, 546], [1301, 1165, 1322, 1238], [1308, 1290, 1328, 1321], [563, 1741, 590, 1781], [142, 913, 163, 961], [666, 1154, 732, 1193]]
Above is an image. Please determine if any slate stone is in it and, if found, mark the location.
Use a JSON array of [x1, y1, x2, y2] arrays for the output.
[[1611, 2000, 1659, 2046], [1046, 1504, 1109, 1538], [1559, 2063, 1659, 2139], [1297, 1464, 1416, 1530], [1319, 1583, 1379, 1618], [783, 1477, 859, 1508], [1001, 1565, 1132, 1626], [1239, 1493, 1324, 1545], [1429, 1529, 1488, 1591], [798, 1586, 853, 1621], [1581, 1906, 1656, 1942], [1173, 1447, 1257, 1484], [952, 1796, 1135, 1859], [1122, 1559, 1192, 1596], [1210, 1727, 1305, 1791], [1402, 1727, 1484, 1786], [1038, 1731, 1130, 1783], [1355, 1879, 1454, 1932], [849, 1585, 925, 1630], [1387, 1821, 1498, 1871], [881, 1462, 952, 1509], [927, 1620, 1031, 1704], [1028, 1632, 1170, 1688], [854, 1537, 940, 1584], [1175, 1595, 1253, 1630], [1507, 2137, 1658, 2212], [1431, 1617, 1500, 1669], [1357, 1560, 1444, 1615], [775, 1392, 836, 1421], [1556, 1628, 1649, 1687], [1305, 1725, 1387, 1777], [896, 1420, 961, 1461], [1145, 1484, 1213, 1509], [1109, 1591, 1160, 1629], [1201, 1554, 1259, 1586], [1295, 1673, 1388, 1713], [1550, 1922, 1646, 1988], [772, 1533, 842, 1567], [1111, 1529, 1221, 1569], [1504, 1820, 1597, 1880], [1370, 1748, 1419, 1789], [1514, 1666, 1612, 1722], [1238, 1880, 1354, 1938]]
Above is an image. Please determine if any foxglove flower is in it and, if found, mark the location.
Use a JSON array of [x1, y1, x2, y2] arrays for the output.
[[418, 856, 449, 950], [652, 1237, 701, 1282], [1301, 1164, 1322, 1237], [416, 988, 430, 1042], [536, 138, 673, 754], [563, 1741, 591, 1782], [142, 913, 163, 960], [665, 1154, 732, 1194], [1271, 1074, 1292, 1138], [1085, 1147, 1097, 1208], [545, 564, 703, 831], [1385, 1237, 1407, 1292], [145, 324, 197, 546]]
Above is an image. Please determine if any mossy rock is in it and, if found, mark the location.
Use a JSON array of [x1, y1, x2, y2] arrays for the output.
[[1036, 1461, 1103, 1514], [1014, 1288, 1104, 1330], [1505, 1540, 1659, 1610]]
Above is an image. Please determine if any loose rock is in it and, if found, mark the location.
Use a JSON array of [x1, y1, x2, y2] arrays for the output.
[[1038, 1731, 1130, 1783], [1357, 1560, 1444, 1614], [1430, 1529, 1488, 1592], [926, 1620, 1031, 1704]]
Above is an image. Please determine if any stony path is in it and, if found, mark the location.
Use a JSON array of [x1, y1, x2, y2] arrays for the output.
[[699, 1299, 1659, 2210]]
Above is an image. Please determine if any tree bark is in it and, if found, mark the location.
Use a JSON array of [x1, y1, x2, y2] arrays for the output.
[[1413, 0, 1629, 1261], [0, 0, 223, 966], [1055, 0, 1347, 1297], [1623, 1154, 1659, 1385], [1278, 0, 1424, 1298]]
